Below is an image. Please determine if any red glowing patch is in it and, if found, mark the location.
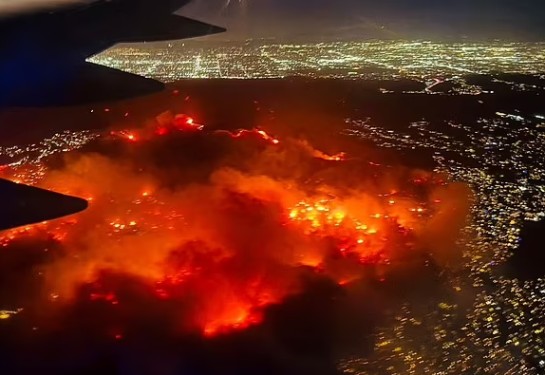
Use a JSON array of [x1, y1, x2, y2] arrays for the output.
[[173, 115, 204, 132], [109, 113, 205, 141]]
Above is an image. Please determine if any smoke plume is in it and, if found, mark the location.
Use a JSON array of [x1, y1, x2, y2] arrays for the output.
[[0, 112, 471, 374]]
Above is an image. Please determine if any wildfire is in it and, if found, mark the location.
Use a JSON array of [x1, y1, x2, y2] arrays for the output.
[[0, 309, 22, 320], [287, 199, 387, 264], [311, 150, 347, 162], [0, 112, 462, 339], [173, 114, 204, 132], [110, 130, 138, 142], [109, 113, 204, 142], [105, 114, 352, 166], [0, 218, 77, 246], [215, 128, 280, 145], [203, 307, 262, 337]]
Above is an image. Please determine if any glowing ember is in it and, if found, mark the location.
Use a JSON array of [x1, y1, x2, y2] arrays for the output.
[[0, 309, 23, 320], [110, 130, 139, 142]]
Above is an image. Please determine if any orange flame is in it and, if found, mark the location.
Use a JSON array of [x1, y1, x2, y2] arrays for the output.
[[0, 114, 453, 338], [215, 128, 280, 145]]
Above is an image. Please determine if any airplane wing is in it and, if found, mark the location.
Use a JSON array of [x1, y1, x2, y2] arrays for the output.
[[1, 62, 165, 107], [0, 179, 88, 231], [0, 0, 225, 107]]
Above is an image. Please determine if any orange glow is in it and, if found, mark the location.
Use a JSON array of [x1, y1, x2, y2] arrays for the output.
[[110, 113, 205, 142], [312, 150, 346, 161], [173, 114, 204, 132], [286, 199, 388, 263], [110, 130, 138, 142], [203, 306, 263, 337], [0, 114, 464, 339], [215, 128, 280, 145], [294, 139, 348, 161], [256, 130, 280, 145]]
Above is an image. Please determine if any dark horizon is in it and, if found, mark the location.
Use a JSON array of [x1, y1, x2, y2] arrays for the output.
[[181, 0, 545, 41], [1, 1, 544, 41]]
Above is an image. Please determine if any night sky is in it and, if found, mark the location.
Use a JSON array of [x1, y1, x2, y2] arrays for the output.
[[182, 0, 545, 40], [0, 0, 543, 40]]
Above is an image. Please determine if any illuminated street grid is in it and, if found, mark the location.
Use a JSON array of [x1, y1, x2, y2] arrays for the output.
[[340, 112, 545, 374], [91, 40, 545, 88], [0, 130, 99, 185]]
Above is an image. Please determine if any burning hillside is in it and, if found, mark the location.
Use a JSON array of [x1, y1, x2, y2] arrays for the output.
[[0, 112, 470, 342]]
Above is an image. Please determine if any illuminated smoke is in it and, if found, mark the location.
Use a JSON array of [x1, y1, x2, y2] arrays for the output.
[[0, 113, 470, 339]]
